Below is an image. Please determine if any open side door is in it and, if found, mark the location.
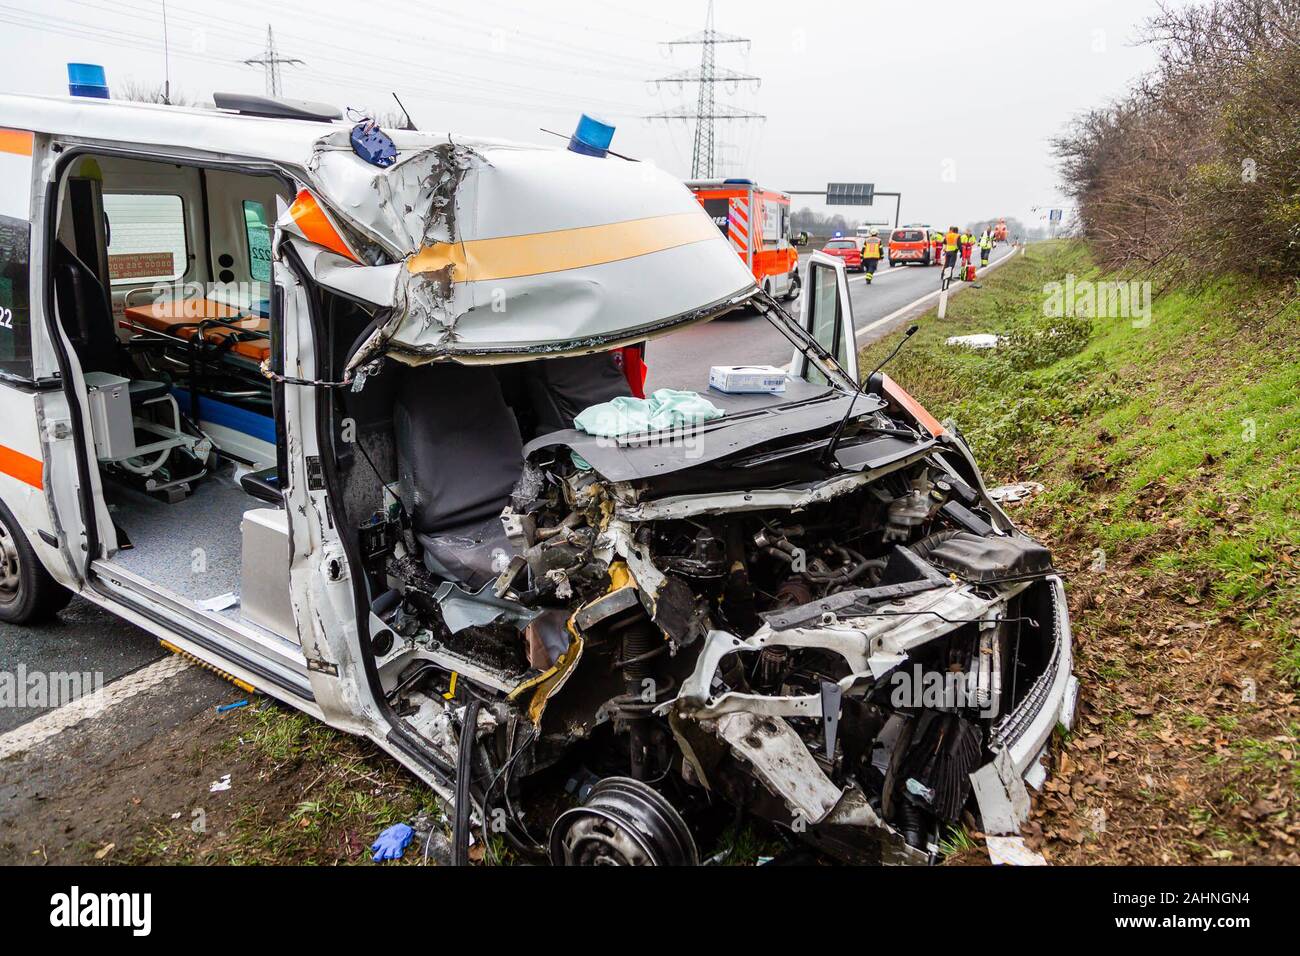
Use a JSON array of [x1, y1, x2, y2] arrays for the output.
[[790, 250, 859, 386]]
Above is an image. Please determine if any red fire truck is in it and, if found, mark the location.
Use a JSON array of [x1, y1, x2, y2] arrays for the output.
[[686, 178, 800, 300]]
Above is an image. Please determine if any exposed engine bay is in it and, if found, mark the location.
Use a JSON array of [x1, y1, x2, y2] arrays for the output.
[[351, 357, 1077, 866]]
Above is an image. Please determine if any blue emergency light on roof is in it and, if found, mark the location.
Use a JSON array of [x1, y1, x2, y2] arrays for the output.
[[832, 231, 843, 238], [67, 63, 109, 99], [568, 113, 615, 158], [350, 120, 397, 168]]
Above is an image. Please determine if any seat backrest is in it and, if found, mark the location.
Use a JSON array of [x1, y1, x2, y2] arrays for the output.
[[53, 241, 126, 378], [393, 363, 524, 536], [524, 352, 633, 438]]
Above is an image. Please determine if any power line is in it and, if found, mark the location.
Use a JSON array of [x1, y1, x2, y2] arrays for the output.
[[241, 24, 302, 97], [11, 2, 652, 117], [645, 0, 763, 179]]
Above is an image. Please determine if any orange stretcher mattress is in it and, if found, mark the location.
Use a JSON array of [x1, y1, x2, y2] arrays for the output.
[[119, 299, 271, 365]]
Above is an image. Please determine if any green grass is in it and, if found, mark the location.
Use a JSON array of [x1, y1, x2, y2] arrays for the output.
[[861, 242, 1300, 682], [126, 703, 447, 865], [937, 824, 978, 857]]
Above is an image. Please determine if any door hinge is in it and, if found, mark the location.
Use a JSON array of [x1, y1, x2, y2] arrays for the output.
[[44, 419, 73, 441]]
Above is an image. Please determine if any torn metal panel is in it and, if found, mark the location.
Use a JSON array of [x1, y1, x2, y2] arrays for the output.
[[969, 746, 1032, 835], [666, 582, 1027, 723], [289, 242, 402, 309], [280, 130, 756, 367], [433, 580, 541, 634], [709, 711, 842, 825], [307, 133, 470, 258]]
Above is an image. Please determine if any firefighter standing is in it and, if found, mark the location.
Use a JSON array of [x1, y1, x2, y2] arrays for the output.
[[978, 228, 993, 267], [942, 225, 961, 277], [931, 229, 943, 266], [959, 228, 975, 267], [861, 228, 884, 283]]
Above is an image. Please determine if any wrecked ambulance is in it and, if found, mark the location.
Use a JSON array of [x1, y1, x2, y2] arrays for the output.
[[0, 92, 1077, 865]]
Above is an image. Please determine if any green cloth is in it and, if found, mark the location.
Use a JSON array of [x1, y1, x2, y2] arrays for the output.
[[574, 388, 725, 438]]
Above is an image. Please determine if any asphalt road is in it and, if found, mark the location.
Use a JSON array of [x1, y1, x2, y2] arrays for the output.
[[0, 243, 1016, 739], [647, 244, 1015, 391]]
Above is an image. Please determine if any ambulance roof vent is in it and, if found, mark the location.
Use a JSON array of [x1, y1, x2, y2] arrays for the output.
[[212, 93, 342, 123]]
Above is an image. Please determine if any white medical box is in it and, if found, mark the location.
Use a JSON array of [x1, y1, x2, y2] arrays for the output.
[[708, 365, 787, 394], [83, 371, 135, 461]]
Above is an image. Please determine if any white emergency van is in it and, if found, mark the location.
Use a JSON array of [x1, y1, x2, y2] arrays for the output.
[[0, 91, 1075, 866]]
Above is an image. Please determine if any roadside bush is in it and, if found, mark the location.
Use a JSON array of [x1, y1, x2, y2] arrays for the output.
[[1054, 0, 1300, 279]]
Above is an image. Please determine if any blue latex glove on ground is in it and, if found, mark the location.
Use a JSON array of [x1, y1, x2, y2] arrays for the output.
[[371, 823, 414, 862]]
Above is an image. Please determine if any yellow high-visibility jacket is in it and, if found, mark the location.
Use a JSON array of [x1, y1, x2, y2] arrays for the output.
[[944, 230, 959, 252]]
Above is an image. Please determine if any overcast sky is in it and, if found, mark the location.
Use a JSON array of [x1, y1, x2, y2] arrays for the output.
[[0, 0, 1187, 229]]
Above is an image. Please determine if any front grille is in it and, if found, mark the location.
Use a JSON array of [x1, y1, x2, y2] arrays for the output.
[[990, 581, 1064, 749]]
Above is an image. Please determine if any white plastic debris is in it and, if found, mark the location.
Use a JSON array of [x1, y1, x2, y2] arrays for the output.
[[987, 835, 1048, 866], [197, 592, 240, 612], [945, 333, 1004, 349], [209, 773, 232, 793], [987, 481, 1045, 503]]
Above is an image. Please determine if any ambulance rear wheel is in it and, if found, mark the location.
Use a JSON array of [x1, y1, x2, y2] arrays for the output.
[[0, 500, 72, 625]]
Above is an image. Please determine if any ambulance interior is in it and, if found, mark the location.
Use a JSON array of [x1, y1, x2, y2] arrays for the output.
[[50, 152, 304, 642]]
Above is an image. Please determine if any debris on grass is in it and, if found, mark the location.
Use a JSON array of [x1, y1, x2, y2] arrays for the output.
[[988, 481, 1045, 504], [945, 333, 1003, 349], [987, 835, 1047, 866]]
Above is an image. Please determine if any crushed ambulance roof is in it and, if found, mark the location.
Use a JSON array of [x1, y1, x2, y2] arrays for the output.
[[2, 93, 758, 363]]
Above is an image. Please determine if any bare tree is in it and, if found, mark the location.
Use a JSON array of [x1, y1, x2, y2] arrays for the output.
[[1053, 0, 1300, 278], [112, 80, 196, 107]]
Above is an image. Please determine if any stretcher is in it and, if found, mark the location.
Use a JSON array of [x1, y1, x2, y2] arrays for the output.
[[119, 297, 272, 371], [117, 296, 276, 467]]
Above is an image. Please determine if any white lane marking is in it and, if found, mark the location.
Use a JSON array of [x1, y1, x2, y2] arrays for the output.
[[855, 247, 1019, 343], [798, 257, 911, 286], [0, 655, 191, 760]]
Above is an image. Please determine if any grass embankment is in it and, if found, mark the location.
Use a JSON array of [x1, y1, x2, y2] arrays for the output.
[[862, 241, 1300, 863]]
